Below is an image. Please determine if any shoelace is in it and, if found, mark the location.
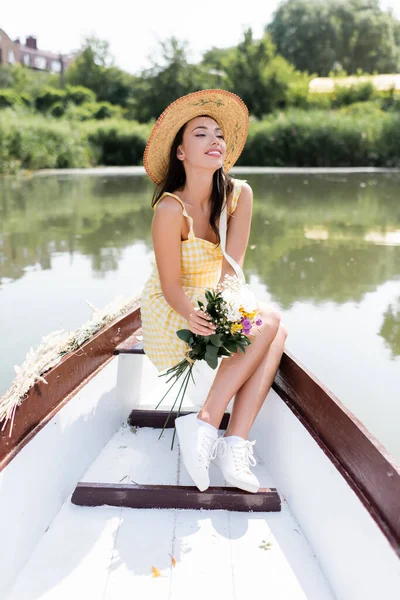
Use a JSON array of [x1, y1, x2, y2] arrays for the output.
[[197, 428, 219, 466], [210, 436, 224, 461], [214, 438, 257, 474]]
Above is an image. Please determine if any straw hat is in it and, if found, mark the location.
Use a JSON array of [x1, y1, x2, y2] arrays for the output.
[[143, 89, 249, 185]]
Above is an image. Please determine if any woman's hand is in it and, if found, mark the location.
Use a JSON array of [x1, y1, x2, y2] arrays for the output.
[[188, 307, 217, 336]]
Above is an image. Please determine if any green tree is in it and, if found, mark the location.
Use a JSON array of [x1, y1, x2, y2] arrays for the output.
[[224, 28, 310, 118], [201, 46, 234, 72], [267, 0, 400, 76], [66, 36, 134, 106], [130, 37, 210, 122], [333, 0, 400, 74]]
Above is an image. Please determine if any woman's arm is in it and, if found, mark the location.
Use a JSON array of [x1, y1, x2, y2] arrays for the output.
[[151, 197, 215, 336], [218, 182, 253, 285]]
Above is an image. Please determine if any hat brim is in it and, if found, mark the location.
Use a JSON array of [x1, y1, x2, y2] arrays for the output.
[[143, 89, 249, 185]]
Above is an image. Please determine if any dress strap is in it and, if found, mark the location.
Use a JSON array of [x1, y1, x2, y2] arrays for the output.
[[153, 192, 195, 239], [220, 180, 246, 284]]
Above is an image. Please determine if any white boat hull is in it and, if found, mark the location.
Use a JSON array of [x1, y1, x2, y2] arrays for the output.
[[1, 348, 399, 598]]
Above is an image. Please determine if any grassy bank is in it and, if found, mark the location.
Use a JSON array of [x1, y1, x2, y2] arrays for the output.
[[1, 106, 399, 175]]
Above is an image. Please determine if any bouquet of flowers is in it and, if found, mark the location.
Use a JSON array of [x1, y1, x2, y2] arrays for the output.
[[156, 274, 262, 448]]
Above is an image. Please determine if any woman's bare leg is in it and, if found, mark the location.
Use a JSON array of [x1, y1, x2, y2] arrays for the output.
[[224, 322, 288, 438], [197, 303, 285, 429]]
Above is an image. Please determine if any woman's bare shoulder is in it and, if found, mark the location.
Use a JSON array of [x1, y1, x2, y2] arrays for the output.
[[152, 195, 184, 240], [154, 193, 183, 214], [237, 181, 253, 206]]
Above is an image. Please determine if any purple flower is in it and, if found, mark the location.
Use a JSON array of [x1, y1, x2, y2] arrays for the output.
[[256, 318, 263, 326], [241, 318, 252, 330], [243, 328, 251, 335]]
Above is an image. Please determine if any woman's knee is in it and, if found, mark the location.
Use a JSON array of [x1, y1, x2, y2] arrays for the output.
[[271, 321, 288, 350], [279, 321, 289, 339], [258, 304, 281, 337]]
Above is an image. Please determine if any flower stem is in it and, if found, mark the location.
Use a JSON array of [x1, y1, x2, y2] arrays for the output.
[[170, 364, 193, 450], [154, 372, 182, 410], [158, 363, 191, 441]]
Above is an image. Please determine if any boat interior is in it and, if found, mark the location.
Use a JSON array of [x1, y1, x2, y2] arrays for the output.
[[0, 308, 399, 599]]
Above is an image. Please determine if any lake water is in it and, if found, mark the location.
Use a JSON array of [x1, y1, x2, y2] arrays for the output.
[[1, 169, 399, 462]]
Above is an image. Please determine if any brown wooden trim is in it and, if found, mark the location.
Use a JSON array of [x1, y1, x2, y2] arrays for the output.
[[0, 305, 142, 472], [71, 481, 281, 512], [128, 409, 231, 430], [273, 350, 400, 557], [114, 329, 144, 354]]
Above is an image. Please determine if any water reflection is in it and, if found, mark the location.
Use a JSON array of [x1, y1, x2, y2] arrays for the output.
[[380, 296, 400, 358], [0, 171, 399, 458], [2, 172, 399, 349], [0, 175, 152, 281]]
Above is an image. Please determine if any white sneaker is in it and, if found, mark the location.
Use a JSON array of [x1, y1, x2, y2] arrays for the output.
[[175, 413, 219, 492], [212, 437, 260, 493]]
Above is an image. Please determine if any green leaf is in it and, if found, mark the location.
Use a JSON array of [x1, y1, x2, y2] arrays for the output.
[[209, 334, 222, 347], [205, 344, 219, 358], [218, 347, 232, 357], [192, 341, 206, 354], [177, 329, 192, 343], [205, 355, 219, 369], [224, 340, 238, 352]]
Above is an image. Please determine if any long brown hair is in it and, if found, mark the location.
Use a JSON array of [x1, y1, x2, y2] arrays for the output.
[[150, 114, 234, 247]]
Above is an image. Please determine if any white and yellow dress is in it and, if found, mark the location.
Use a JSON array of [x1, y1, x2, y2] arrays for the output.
[[140, 178, 247, 372]]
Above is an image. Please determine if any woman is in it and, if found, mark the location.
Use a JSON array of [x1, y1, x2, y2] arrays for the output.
[[141, 89, 288, 494]]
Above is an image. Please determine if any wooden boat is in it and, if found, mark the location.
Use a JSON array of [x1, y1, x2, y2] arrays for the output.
[[1, 303, 399, 599]]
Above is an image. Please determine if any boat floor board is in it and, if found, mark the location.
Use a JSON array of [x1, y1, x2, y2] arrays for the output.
[[128, 408, 231, 429], [6, 424, 336, 600]]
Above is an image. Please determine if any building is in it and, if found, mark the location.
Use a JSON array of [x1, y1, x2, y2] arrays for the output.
[[0, 28, 76, 73]]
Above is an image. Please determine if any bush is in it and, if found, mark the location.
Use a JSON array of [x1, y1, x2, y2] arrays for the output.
[[338, 101, 384, 117], [62, 102, 96, 121], [35, 87, 66, 112], [62, 101, 123, 121], [0, 109, 91, 173], [1, 107, 400, 173], [374, 113, 400, 167], [285, 80, 310, 109], [331, 81, 377, 108], [32, 85, 97, 116], [306, 92, 332, 110], [379, 88, 400, 112], [242, 109, 397, 168], [64, 85, 96, 106], [83, 119, 149, 165], [19, 92, 34, 108], [49, 101, 66, 118], [91, 102, 122, 120], [0, 89, 22, 108]]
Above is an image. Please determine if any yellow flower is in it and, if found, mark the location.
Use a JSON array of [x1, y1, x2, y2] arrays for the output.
[[231, 323, 243, 334], [239, 307, 257, 320]]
